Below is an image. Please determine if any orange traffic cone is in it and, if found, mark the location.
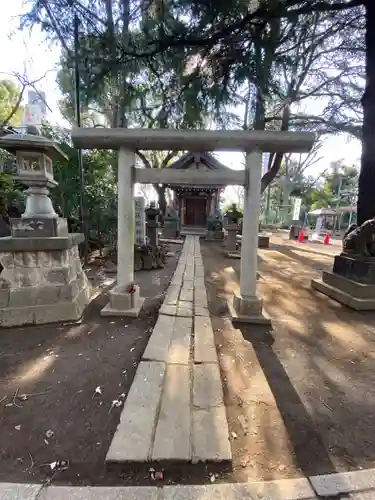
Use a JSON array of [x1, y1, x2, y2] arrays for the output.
[[323, 231, 330, 245], [298, 229, 304, 243]]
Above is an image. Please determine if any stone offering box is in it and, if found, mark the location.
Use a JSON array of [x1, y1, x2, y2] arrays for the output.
[[0, 130, 91, 327]]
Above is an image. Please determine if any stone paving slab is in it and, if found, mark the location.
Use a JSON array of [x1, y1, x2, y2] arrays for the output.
[[195, 307, 210, 317], [193, 363, 223, 408], [168, 317, 192, 365], [176, 306, 193, 317], [0, 483, 41, 500], [152, 364, 191, 461], [349, 492, 375, 499], [163, 479, 317, 500], [159, 304, 177, 316], [38, 486, 159, 500], [180, 289, 193, 302], [178, 300, 193, 310], [247, 478, 317, 499], [106, 361, 165, 462], [310, 468, 375, 497], [106, 235, 230, 465], [164, 285, 180, 305], [143, 315, 175, 362], [192, 406, 231, 462], [194, 316, 217, 363], [4, 474, 375, 499]]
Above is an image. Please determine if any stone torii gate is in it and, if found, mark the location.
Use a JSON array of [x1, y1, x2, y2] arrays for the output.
[[72, 128, 314, 322]]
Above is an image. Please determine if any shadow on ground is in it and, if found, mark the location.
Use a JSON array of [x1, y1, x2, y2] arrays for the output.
[[200, 239, 375, 482]]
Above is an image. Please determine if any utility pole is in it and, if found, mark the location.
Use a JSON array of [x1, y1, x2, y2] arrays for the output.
[[73, 11, 89, 263]]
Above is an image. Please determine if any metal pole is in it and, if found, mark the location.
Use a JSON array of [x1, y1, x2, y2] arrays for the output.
[[73, 13, 89, 263]]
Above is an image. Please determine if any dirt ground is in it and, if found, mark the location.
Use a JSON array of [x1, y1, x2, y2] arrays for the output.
[[3, 235, 375, 488], [201, 235, 375, 483], [0, 244, 181, 486]]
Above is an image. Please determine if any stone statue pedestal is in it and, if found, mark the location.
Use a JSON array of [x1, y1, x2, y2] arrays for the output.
[[146, 220, 158, 247], [312, 253, 375, 310], [0, 234, 91, 327], [206, 229, 224, 240], [163, 218, 179, 238], [225, 224, 238, 252]]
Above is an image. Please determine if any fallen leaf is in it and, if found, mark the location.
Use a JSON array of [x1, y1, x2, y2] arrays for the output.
[[95, 386, 102, 395], [44, 439, 49, 445], [5, 403, 13, 407], [50, 461, 57, 470], [15, 425, 21, 431], [231, 431, 238, 439], [18, 394, 28, 401], [45, 430, 54, 439], [209, 473, 216, 483]]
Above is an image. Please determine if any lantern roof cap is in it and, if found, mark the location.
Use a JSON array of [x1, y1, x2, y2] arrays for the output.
[[0, 130, 67, 161]]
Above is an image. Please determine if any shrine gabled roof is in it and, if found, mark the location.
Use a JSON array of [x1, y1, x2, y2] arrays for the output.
[[169, 152, 229, 170]]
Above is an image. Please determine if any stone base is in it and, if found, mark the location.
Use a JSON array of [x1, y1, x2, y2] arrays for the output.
[[228, 291, 271, 324], [258, 234, 270, 248], [101, 284, 145, 317], [224, 250, 241, 259], [10, 217, 68, 237], [312, 271, 375, 310], [0, 235, 91, 327], [333, 254, 375, 284], [163, 226, 178, 239], [205, 230, 224, 241]]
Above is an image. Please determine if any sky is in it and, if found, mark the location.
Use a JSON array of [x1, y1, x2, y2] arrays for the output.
[[0, 0, 363, 180]]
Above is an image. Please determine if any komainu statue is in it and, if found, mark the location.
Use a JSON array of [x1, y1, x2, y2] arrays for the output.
[[342, 218, 375, 256]]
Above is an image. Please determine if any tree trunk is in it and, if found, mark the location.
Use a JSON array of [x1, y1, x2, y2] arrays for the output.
[[357, 1, 375, 226], [119, 0, 130, 128], [154, 184, 167, 217]]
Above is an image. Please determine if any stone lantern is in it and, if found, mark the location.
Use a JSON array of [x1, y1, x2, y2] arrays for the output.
[[224, 203, 242, 253], [1, 129, 67, 237], [145, 201, 160, 247], [0, 129, 91, 327]]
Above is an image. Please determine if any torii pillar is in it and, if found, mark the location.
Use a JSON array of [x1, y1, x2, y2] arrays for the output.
[[230, 149, 270, 323], [101, 148, 145, 317]]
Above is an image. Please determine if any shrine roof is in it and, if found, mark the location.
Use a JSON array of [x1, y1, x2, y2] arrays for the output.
[[169, 152, 229, 171]]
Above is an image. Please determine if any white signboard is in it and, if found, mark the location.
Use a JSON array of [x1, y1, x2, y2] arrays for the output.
[[28, 90, 47, 115], [134, 196, 146, 246], [292, 198, 302, 221], [22, 104, 44, 127], [312, 215, 323, 241]]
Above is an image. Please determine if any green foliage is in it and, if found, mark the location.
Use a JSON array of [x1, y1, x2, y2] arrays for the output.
[[19, 0, 367, 223], [0, 79, 24, 127], [40, 123, 117, 234]]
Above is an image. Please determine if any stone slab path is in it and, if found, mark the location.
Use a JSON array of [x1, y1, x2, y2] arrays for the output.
[[106, 236, 231, 464], [5, 469, 375, 499]]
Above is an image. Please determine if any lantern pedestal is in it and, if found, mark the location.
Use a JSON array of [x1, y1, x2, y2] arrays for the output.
[[0, 234, 91, 327], [10, 217, 69, 238], [0, 129, 91, 326]]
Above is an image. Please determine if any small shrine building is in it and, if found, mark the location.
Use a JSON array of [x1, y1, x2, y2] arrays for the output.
[[167, 152, 230, 228]]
